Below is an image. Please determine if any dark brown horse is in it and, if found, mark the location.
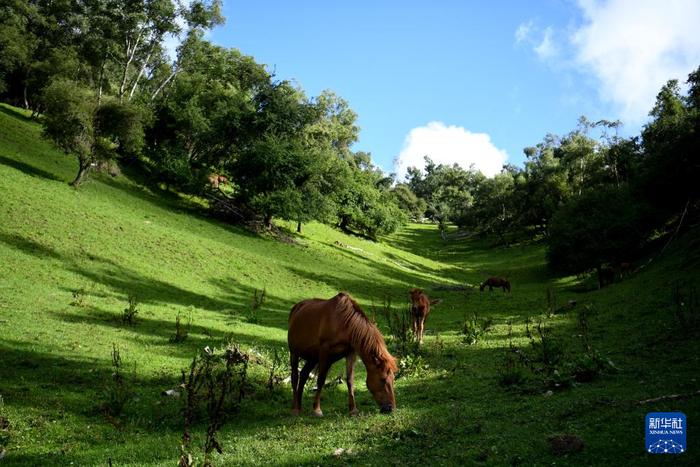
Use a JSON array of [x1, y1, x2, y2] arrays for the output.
[[480, 277, 511, 292], [409, 288, 441, 344], [288, 292, 397, 417], [618, 262, 632, 279]]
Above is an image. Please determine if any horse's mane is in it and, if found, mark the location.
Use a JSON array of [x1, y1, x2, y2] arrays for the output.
[[336, 293, 398, 373]]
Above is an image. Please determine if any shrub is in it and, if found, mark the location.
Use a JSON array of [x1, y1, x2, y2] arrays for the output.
[[264, 347, 288, 393], [103, 344, 133, 417], [397, 353, 428, 378], [374, 297, 417, 357], [179, 343, 250, 467], [498, 321, 527, 387], [251, 288, 266, 310], [71, 287, 88, 307], [244, 288, 266, 324], [121, 295, 139, 325], [0, 396, 9, 457], [671, 281, 699, 331], [172, 310, 193, 343], [461, 312, 493, 345]]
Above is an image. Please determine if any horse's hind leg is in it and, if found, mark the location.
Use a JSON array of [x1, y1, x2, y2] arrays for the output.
[[411, 308, 418, 339], [346, 353, 358, 415], [290, 353, 300, 415], [296, 360, 316, 415], [312, 354, 331, 417]]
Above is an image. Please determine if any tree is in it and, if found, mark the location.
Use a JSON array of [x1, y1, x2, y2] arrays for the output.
[[0, 0, 38, 97], [331, 153, 406, 239], [520, 137, 570, 235], [638, 77, 698, 222], [146, 36, 269, 188], [42, 79, 144, 186], [392, 184, 427, 221], [235, 135, 326, 228], [547, 186, 642, 287]]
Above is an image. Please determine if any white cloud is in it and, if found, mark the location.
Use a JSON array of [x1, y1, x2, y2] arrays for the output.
[[572, 0, 700, 124], [393, 122, 508, 181], [534, 27, 557, 60], [515, 21, 559, 62], [515, 21, 534, 44]]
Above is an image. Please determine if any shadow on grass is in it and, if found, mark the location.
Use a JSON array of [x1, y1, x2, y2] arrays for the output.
[[54, 306, 287, 358], [0, 231, 64, 260], [0, 229, 279, 316], [0, 154, 63, 182]]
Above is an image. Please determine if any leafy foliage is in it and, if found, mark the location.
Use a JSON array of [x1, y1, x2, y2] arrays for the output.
[[547, 185, 643, 276]]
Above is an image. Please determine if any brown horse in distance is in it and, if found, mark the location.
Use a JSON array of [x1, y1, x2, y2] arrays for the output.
[[480, 277, 511, 292], [409, 288, 441, 344], [208, 173, 229, 189], [288, 292, 397, 417]]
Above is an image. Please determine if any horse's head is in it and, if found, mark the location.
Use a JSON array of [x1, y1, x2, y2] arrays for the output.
[[504, 280, 511, 292], [366, 355, 397, 414], [409, 288, 423, 302]]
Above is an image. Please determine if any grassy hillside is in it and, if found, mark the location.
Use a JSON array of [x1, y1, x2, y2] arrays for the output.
[[1, 102, 699, 466]]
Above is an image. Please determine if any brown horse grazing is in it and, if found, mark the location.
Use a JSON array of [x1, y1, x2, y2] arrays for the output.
[[480, 277, 511, 292], [288, 292, 397, 417], [409, 288, 441, 344]]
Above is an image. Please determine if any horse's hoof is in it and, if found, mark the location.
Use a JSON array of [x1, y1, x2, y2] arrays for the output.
[[311, 409, 323, 417], [291, 409, 301, 416], [349, 408, 359, 417]]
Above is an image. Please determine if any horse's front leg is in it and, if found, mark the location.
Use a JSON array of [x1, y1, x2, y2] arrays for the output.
[[312, 354, 331, 417], [346, 353, 358, 415], [418, 316, 425, 344]]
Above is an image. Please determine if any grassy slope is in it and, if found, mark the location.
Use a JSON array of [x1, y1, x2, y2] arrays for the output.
[[0, 103, 698, 466]]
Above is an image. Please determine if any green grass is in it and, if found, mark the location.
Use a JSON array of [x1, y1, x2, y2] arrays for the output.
[[1, 102, 699, 465]]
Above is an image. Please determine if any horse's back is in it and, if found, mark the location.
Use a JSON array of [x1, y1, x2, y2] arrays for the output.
[[288, 294, 346, 358]]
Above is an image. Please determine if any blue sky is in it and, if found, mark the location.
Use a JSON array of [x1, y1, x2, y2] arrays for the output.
[[208, 0, 700, 179]]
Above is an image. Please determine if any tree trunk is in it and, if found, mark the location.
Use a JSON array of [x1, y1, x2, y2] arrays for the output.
[[264, 214, 273, 230], [151, 69, 178, 100], [297, 221, 302, 233], [119, 31, 143, 102], [70, 159, 91, 187], [97, 59, 105, 106], [23, 85, 29, 109], [128, 45, 154, 101], [339, 215, 351, 233]]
